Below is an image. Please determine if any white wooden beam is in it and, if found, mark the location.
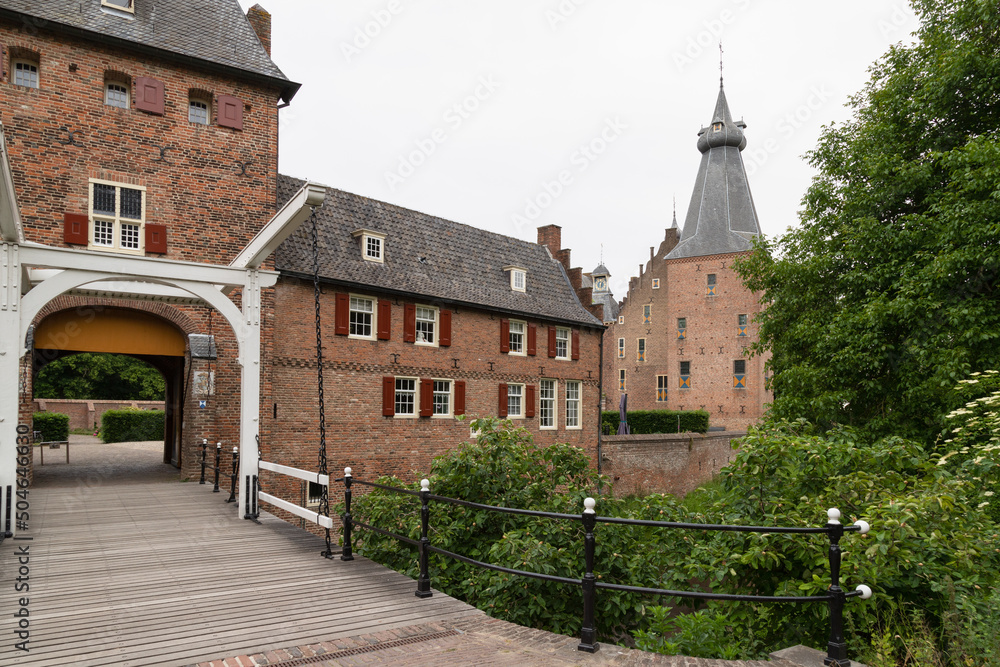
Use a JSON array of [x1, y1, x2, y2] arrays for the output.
[[19, 244, 279, 289], [259, 491, 334, 530], [259, 460, 330, 486], [230, 181, 326, 270], [0, 126, 24, 244]]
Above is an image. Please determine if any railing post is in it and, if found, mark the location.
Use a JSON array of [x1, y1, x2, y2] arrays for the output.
[[199, 439, 207, 484], [341, 467, 354, 561], [213, 442, 221, 492], [578, 497, 599, 653], [415, 478, 433, 598], [226, 447, 239, 503], [824, 508, 849, 667]]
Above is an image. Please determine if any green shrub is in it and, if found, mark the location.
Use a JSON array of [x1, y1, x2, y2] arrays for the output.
[[100, 408, 165, 443], [32, 412, 69, 442], [602, 409, 709, 434]]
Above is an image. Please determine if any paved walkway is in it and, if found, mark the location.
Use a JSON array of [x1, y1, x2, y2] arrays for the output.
[[32, 435, 180, 486]]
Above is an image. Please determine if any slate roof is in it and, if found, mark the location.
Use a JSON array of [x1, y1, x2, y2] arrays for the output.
[[666, 82, 761, 260], [0, 0, 297, 100], [275, 175, 603, 328]]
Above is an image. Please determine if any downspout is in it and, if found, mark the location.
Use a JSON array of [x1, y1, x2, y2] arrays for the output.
[[597, 329, 603, 479]]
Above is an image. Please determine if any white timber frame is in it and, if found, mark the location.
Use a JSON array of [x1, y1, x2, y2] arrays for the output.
[[0, 125, 326, 527]]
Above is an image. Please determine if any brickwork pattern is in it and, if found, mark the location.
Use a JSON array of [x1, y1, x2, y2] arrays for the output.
[[604, 243, 771, 432], [601, 432, 743, 498], [190, 615, 797, 666]]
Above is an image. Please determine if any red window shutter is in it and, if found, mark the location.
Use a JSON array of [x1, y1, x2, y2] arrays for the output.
[[382, 377, 395, 416], [145, 223, 167, 254], [135, 77, 164, 115], [527, 324, 537, 356], [500, 319, 509, 353], [63, 213, 88, 245], [454, 381, 466, 416], [403, 304, 416, 342], [377, 300, 392, 340], [334, 293, 349, 336], [217, 94, 244, 130], [547, 326, 557, 358], [439, 310, 452, 347], [572, 330, 581, 360], [419, 379, 433, 417], [498, 383, 508, 418], [526, 385, 536, 418]]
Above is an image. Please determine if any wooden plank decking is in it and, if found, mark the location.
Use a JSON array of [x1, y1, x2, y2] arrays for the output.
[[0, 481, 480, 666]]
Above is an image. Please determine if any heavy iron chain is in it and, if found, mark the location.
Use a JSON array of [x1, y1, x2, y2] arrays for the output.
[[310, 209, 333, 558]]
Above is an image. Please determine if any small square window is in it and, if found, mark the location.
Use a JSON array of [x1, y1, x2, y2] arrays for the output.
[[415, 306, 437, 345], [734, 359, 746, 374], [89, 180, 146, 254], [105, 82, 129, 108], [433, 380, 452, 416], [306, 481, 324, 506], [508, 320, 525, 355], [349, 296, 374, 338], [680, 361, 691, 375], [555, 327, 570, 359], [395, 378, 416, 416], [652, 278, 660, 289], [618, 315, 624, 325], [366, 236, 382, 260], [13, 61, 38, 89], [102, 0, 134, 10], [507, 383, 524, 418], [505, 266, 527, 292], [354, 229, 386, 263], [189, 99, 210, 125]]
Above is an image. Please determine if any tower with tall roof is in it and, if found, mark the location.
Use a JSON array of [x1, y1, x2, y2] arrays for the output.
[[603, 78, 770, 432]]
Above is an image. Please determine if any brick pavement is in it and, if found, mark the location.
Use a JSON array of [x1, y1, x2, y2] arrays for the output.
[[189, 614, 797, 667]]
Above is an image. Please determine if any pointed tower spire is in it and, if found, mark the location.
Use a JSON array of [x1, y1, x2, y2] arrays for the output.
[[671, 196, 679, 229], [666, 71, 761, 261]]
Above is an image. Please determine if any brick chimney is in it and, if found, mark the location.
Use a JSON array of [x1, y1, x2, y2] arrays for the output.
[[247, 4, 272, 56], [536, 224, 562, 256]]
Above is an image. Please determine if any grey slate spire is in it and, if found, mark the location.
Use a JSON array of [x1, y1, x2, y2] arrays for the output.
[[665, 80, 761, 260]]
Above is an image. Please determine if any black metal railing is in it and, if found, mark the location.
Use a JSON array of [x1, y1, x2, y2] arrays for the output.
[[199, 439, 239, 503], [335, 469, 872, 665]]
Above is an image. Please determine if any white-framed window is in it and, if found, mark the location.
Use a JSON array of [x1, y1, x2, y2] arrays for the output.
[[505, 265, 527, 292], [105, 81, 129, 108], [507, 383, 524, 418], [657, 375, 668, 402], [555, 327, 570, 360], [509, 320, 526, 355], [652, 278, 660, 289], [89, 180, 145, 254], [415, 306, 437, 345], [565, 381, 581, 429], [395, 378, 417, 417], [539, 379, 556, 429], [353, 229, 386, 263], [637, 338, 646, 362], [432, 380, 452, 417], [619, 369, 626, 392], [349, 296, 375, 339], [13, 60, 38, 89], [617, 337, 625, 359], [189, 98, 210, 125], [102, 0, 135, 12], [306, 481, 324, 507], [618, 315, 624, 325]]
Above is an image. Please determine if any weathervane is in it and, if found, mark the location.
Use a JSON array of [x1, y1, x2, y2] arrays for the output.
[[719, 41, 724, 86]]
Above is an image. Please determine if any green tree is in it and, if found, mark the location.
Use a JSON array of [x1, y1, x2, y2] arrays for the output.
[[34, 353, 165, 400], [735, 0, 1000, 441]]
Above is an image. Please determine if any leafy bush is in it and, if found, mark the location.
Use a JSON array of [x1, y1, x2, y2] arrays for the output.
[[100, 408, 165, 443], [32, 412, 69, 442], [601, 409, 709, 434]]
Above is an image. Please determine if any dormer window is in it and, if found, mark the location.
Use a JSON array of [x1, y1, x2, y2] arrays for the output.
[[713, 122, 722, 131], [504, 266, 527, 292], [102, 0, 135, 13], [352, 229, 386, 263]]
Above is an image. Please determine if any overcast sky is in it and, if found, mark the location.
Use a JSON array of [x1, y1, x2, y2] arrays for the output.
[[240, 1, 920, 298]]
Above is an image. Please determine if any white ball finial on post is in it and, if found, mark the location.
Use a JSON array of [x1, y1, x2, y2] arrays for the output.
[[827, 508, 841, 524], [421, 479, 431, 492], [854, 519, 870, 534], [344, 467, 352, 477], [856, 584, 873, 600], [584, 497, 596, 514]]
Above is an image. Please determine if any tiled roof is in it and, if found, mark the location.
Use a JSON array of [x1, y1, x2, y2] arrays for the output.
[[275, 175, 603, 328], [666, 83, 761, 260], [0, 0, 295, 98]]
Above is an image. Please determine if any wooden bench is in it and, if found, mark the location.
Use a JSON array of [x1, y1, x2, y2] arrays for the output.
[[37, 440, 70, 465]]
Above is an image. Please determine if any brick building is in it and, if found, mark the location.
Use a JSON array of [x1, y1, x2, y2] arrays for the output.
[[0, 0, 605, 525], [603, 81, 770, 430]]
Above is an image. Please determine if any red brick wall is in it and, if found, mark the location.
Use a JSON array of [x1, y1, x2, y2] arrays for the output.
[[32, 399, 165, 431], [601, 431, 743, 498], [261, 278, 603, 508], [603, 245, 771, 431], [0, 18, 281, 265]]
